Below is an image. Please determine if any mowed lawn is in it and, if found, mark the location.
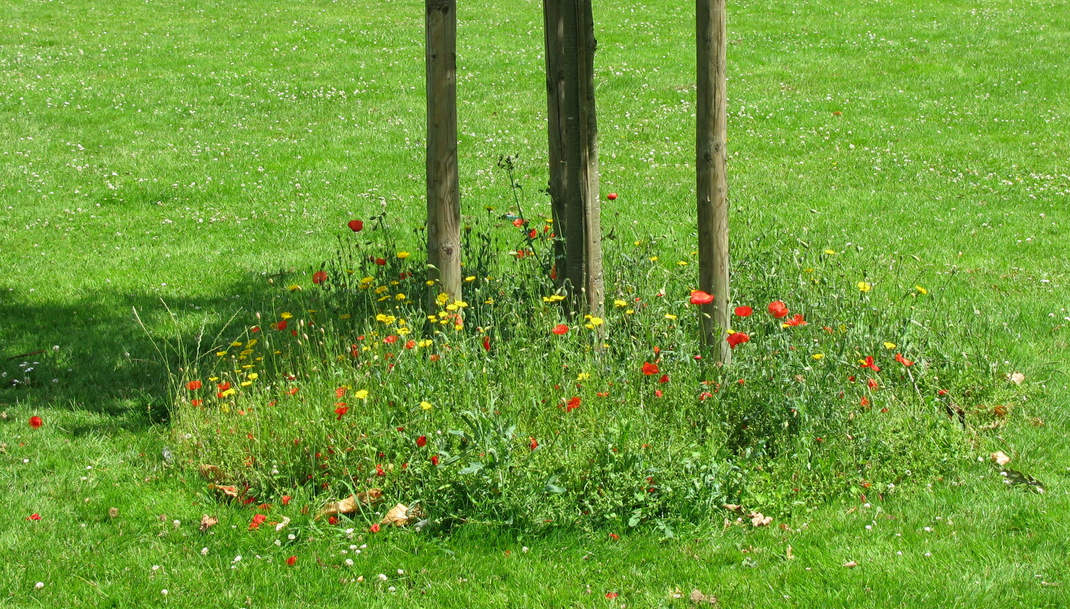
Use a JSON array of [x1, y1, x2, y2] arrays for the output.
[[2, 0, 1068, 607]]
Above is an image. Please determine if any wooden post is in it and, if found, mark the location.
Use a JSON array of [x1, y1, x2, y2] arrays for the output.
[[542, 0, 603, 321], [697, 0, 731, 364], [426, 0, 462, 305]]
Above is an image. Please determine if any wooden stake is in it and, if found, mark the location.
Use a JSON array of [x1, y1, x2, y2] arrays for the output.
[[697, 0, 731, 364], [543, 0, 603, 321], [426, 0, 462, 305]]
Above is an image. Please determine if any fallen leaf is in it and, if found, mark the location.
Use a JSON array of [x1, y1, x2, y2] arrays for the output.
[[991, 451, 1011, 466], [843, 560, 858, 568], [381, 503, 424, 527], [786, 545, 794, 560], [749, 512, 773, 527], [198, 464, 226, 482], [208, 484, 239, 499], [1007, 372, 1025, 385], [199, 514, 218, 532], [275, 516, 291, 532], [992, 404, 1009, 419], [779, 523, 793, 533], [721, 503, 744, 513], [316, 489, 383, 520], [690, 588, 718, 605], [108, 507, 119, 519]]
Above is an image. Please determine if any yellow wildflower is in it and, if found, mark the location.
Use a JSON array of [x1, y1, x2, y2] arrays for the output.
[[858, 281, 872, 292], [883, 342, 896, 350], [915, 285, 928, 295], [280, 312, 293, 320], [420, 401, 433, 411], [396, 251, 410, 259], [812, 354, 825, 360], [614, 299, 627, 308], [354, 389, 369, 400]]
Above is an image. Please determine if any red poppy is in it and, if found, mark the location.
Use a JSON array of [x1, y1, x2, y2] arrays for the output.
[[417, 435, 427, 448], [528, 229, 537, 239], [699, 391, 713, 401], [867, 378, 879, 390], [938, 389, 948, 396], [785, 313, 807, 327], [654, 389, 663, 398], [482, 336, 491, 352], [328, 516, 339, 525], [370, 523, 381, 533], [431, 455, 440, 466], [276, 320, 288, 331], [186, 380, 202, 391], [609, 533, 620, 540], [312, 270, 328, 285], [27, 513, 41, 521], [689, 290, 715, 305], [251, 326, 261, 333], [282, 495, 292, 505], [376, 464, 386, 477], [348, 219, 364, 232], [734, 306, 753, 317], [529, 437, 538, 451], [726, 332, 750, 349], [512, 218, 525, 228], [860, 396, 870, 407], [29, 416, 43, 429], [642, 362, 660, 376], [552, 324, 569, 335], [335, 387, 347, 398], [658, 374, 669, 384], [860, 356, 881, 372], [334, 405, 349, 420], [405, 340, 416, 349], [606, 593, 619, 600], [384, 335, 398, 344], [217, 381, 231, 391], [287, 386, 300, 396], [248, 514, 267, 530], [374, 257, 387, 266], [191, 399, 203, 407], [895, 353, 914, 366], [768, 301, 789, 318], [564, 396, 581, 412], [286, 556, 297, 566]]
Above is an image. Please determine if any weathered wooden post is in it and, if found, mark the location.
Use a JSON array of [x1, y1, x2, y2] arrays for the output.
[[697, 0, 732, 363], [542, 0, 604, 321], [426, 0, 462, 305]]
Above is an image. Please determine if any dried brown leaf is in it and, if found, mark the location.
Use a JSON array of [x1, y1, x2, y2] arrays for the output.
[[843, 560, 858, 568], [1007, 372, 1025, 385], [991, 451, 1011, 466], [721, 503, 744, 513], [208, 484, 239, 499], [198, 464, 226, 482], [316, 489, 383, 520], [380, 503, 413, 527], [199, 514, 218, 532], [108, 507, 119, 519], [689, 588, 718, 605], [749, 512, 773, 527]]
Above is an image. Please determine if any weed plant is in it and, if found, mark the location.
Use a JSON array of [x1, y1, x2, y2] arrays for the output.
[[168, 197, 1015, 532]]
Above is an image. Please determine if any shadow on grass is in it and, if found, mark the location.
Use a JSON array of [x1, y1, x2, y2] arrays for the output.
[[0, 276, 280, 432]]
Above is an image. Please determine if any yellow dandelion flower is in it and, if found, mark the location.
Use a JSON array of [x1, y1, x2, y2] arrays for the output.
[[246, 339, 258, 347], [883, 342, 897, 350], [446, 303, 458, 312], [240, 381, 252, 387], [665, 314, 678, 321], [614, 299, 627, 308], [812, 353, 825, 360], [280, 312, 293, 320], [216, 351, 228, 357], [677, 261, 688, 266], [464, 276, 476, 283], [455, 300, 468, 308], [220, 388, 237, 397], [576, 373, 591, 381], [915, 285, 928, 295], [354, 389, 369, 400], [426, 280, 436, 286], [588, 317, 604, 327], [395, 293, 406, 301], [484, 298, 495, 305], [417, 339, 433, 348], [824, 249, 837, 255], [396, 251, 410, 259], [649, 256, 659, 262], [397, 327, 411, 336], [625, 309, 634, 315], [340, 313, 351, 319], [231, 341, 243, 347], [420, 401, 433, 411], [286, 285, 302, 292], [436, 293, 450, 305], [248, 373, 259, 380], [857, 281, 872, 292]]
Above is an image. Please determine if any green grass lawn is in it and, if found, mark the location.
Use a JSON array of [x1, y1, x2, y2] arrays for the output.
[[2, 0, 1068, 606]]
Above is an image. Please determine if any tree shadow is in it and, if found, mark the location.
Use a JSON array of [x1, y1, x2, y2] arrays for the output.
[[0, 275, 280, 434]]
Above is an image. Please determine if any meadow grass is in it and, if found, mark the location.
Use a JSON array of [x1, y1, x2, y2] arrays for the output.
[[2, 0, 1068, 606]]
